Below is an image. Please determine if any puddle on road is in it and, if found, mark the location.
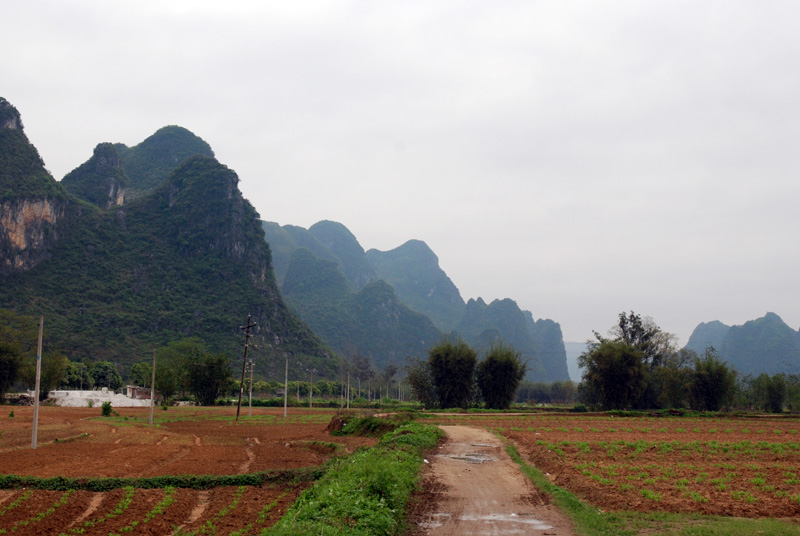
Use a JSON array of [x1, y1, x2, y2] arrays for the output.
[[437, 452, 498, 463], [419, 511, 554, 531]]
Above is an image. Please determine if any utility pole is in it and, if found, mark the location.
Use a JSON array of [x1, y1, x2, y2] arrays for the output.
[[149, 348, 156, 427], [236, 315, 256, 422], [309, 369, 313, 409], [283, 355, 288, 418], [31, 316, 43, 449], [248, 360, 254, 417], [346, 371, 350, 409]]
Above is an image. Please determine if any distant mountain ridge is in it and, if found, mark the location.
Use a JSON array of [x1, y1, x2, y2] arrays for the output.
[[685, 313, 800, 375], [263, 219, 571, 382], [366, 240, 464, 331]]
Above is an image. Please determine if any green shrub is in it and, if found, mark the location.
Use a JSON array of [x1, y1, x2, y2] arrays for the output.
[[101, 401, 112, 417]]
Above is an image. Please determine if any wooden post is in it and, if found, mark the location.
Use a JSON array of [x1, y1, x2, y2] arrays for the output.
[[283, 355, 288, 418], [31, 316, 43, 449], [149, 348, 156, 427], [248, 360, 253, 417]]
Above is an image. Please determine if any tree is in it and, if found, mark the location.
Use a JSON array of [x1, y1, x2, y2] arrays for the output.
[[0, 344, 23, 402], [187, 352, 232, 406], [350, 355, 374, 399], [0, 309, 38, 401], [20, 353, 69, 400], [61, 360, 93, 390], [156, 338, 208, 397], [578, 340, 646, 410], [517, 381, 552, 404], [605, 311, 677, 371], [428, 339, 477, 409], [154, 362, 178, 401], [653, 349, 695, 409], [763, 373, 786, 413], [405, 356, 436, 408], [89, 361, 123, 390], [549, 381, 577, 405], [477, 342, 526, 409], [592, 311, 679, 408], [130, 362, 152, 388], [688, 348, 737, 411], [381, 364, 398, 399]]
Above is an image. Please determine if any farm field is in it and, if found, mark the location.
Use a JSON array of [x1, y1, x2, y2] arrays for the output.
[[0, 406, 376, 535], [421, 412, 800, 520]]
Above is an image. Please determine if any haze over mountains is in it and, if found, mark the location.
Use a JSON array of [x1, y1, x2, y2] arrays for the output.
[[3, 96, 795, 383], [685, 313, 800, 376], [0, 97, 570, 382], [263, 220, 570, 382]]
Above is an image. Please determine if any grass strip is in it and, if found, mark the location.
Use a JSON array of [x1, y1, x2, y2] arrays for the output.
[[0, 468, 320, 492], [505, 443, 635, 536], [262, 422, 442, 536]]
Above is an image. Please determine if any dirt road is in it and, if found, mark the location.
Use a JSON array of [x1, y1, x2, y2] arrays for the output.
[[414, 425, 574, 535]]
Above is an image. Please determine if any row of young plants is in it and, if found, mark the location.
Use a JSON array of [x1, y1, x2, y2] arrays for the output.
[[0, 468, 318, 492], [0, 489, 74, 534], [505, 443, 800, 536], [0, 484, 286, 536], [530, 438, 800, 458]]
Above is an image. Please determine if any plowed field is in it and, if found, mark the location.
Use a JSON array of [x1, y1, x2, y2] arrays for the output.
[[0, 406, 375, 534], [421, 413, 800, 518]]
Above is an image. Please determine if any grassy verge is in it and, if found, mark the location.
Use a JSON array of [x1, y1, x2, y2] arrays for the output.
[[505, 443, 800, 536], [262, 422, 442, 536]]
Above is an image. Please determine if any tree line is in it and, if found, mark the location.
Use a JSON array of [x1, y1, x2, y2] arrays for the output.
[[578, 311, 800, 412], [405, 338, 526, 409], [0, 308, 406, 406]]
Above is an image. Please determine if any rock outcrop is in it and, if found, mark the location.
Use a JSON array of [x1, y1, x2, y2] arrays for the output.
[[0, 97, 74, 274], [61, 143, 127, 208]]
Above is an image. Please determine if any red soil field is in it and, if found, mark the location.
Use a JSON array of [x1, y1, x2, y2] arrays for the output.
[[422, 413, 800, 519], [0, 406, 375, 534]]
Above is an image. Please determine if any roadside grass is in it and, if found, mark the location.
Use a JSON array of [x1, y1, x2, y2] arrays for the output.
[[505, 443, 800, 536], [262, 422, 442, 536]]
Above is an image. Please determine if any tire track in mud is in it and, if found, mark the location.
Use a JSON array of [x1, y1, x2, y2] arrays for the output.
[[173, 489, 211, 533], [65, 492, 104, 529], [238, 438, 257, 474], [133, 446, 191, 478]]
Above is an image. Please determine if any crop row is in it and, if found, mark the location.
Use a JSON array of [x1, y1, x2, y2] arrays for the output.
[[0, 485, 295, 536], [532, 438, 800, 458], [0, 468, 317, 492]]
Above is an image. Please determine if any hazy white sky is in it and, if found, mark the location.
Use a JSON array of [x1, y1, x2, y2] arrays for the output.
[[5, 1, 800, 343]]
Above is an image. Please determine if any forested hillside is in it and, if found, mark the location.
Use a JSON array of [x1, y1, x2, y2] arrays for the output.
[[0, 98, 335, 378]]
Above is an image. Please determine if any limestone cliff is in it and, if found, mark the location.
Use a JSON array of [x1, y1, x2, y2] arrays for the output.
[[0, 97, 75, 274], [0, 198, 66, 270]]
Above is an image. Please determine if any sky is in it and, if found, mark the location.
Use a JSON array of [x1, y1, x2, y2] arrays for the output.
[[4, 1, 800, 345]]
